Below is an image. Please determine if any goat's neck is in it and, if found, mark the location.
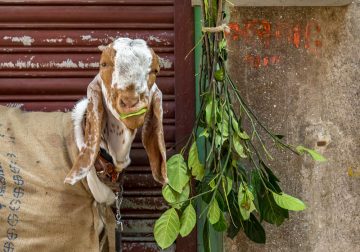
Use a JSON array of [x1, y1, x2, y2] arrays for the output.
[[101, 107, 137, 172]]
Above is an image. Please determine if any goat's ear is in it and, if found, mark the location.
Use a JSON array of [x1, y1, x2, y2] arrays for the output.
[[142, 84, 168, 184], [64, 76, 104, 185], [98, 45, 107, 51], [150, 48, 160, 75]]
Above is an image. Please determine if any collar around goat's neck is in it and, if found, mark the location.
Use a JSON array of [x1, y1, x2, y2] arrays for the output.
[[94, 148, 124, 193]]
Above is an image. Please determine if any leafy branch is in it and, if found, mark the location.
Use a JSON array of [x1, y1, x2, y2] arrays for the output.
[[153, 0, 326, 250]]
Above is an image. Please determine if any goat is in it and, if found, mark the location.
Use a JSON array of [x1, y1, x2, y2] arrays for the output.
[[0, 38, 167, 252], [65, 37, 168, 204]]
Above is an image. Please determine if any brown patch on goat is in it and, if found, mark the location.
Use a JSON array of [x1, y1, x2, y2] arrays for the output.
[[142, 88, 167, 185], [147, 48, 160, 89], [99, 44, 122, 115], [65, 78, 104, 184], [99, 44, 115, 89]]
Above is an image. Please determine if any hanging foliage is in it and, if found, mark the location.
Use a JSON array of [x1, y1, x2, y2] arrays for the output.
[[154, 0, 325, 250]]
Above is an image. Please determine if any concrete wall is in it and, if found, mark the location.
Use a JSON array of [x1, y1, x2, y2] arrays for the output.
[[225, 2, 360, 252], [192, 0, 353, 7]]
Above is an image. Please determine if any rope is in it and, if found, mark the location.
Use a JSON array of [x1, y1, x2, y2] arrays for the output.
[[201, 23, 229, 33]]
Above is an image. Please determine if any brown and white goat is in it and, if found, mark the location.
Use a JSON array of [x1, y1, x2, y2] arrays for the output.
[[0, 38, 167, 251], [65, 37, 168, 204]]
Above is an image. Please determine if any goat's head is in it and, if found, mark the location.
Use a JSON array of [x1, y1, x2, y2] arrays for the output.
[[99, 38, 160, 129], [64, 38, 167, 186]]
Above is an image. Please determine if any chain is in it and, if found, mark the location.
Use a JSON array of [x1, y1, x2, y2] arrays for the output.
[[115, 185, 123, 232]]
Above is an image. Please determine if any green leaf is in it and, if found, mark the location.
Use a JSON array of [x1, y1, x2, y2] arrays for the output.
[[296, 145, 326, 162], [231, 115, 240, 132], [209, 180, 215, 189], [162, 184, 177, 204], [213, 211, 227, 232], [207, 199, 220, 224], [214, 68, 224, 81], [119, 107, 147, 119], [230, 113, 249, 140], [250, 170, 263, 210], [227, 190, 242, 239], [262, 176, 282, 194], [243, 214, 266, 244], [233, 137, 247, 158], [173, 183, 190, 209], [222, 176, 233, 196], [215, 134, 226, 148], [238, 184, 256, 220], [219, 38, 227, 52], [154, 208, 180, 249], [205, 100, 217, 125], [162, 183, 190, 209], [251, 169, 288, 226], [208, 174, 219, 190], [260, 193, 289, 226], [272, 192, 307, 211], [242, 201, 256, 221], [167, 154, 189, 193], [238, 130, 250, 140], [199, 128, 209, 138], [188, 142, 205, 181], [260, 162, 282, 194], [253, 169, 287, 224], [179, 204, 196, 237], [215, 191, 226, 211], [261, 161, 280, 182], [199, 174, 215, 204], [217, 116, 229, 137]]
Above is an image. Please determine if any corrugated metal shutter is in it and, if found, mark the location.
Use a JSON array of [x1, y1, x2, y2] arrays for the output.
[[0, 1, 195, 251]]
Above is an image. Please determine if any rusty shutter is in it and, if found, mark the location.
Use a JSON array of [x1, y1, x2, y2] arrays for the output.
[[0, 0, 195, 251]]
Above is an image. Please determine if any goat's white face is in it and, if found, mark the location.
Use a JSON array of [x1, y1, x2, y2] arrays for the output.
[[99, 38, 160, 129]]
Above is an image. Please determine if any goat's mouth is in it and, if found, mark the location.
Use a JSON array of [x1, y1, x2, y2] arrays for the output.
[[118, 105, 148, 130], [119, 107, 148, 120]]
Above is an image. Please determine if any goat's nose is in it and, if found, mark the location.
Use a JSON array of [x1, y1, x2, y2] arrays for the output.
[[120, 97, 140, 108]]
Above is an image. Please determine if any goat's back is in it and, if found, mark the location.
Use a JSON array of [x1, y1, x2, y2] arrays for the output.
[[0, 105, 102, 251]]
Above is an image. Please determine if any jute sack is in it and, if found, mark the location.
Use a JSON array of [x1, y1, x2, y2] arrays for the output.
[[0, 105, 115, 252]]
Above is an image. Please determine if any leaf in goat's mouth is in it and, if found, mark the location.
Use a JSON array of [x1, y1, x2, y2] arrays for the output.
[[119, 107, 148, 119]]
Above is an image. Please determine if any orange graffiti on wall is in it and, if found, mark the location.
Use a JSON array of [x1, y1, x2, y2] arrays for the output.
[[244, 55, 280, 68], [226, 19, 322, 68]]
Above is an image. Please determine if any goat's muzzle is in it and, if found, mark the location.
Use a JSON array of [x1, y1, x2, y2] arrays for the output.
[[115, 88, 149, 129], [120, 112, 147, 130]]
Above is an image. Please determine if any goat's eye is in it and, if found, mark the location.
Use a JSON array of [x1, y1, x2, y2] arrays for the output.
[[100, 62, 107, 67], [151, 69, 159, 74]]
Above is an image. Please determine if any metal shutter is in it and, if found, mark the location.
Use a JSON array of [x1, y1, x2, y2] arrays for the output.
[[0, 0, 196, 251]]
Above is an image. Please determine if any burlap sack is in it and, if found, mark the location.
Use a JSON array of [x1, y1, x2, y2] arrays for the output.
[[0, 105, 115, 252]]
